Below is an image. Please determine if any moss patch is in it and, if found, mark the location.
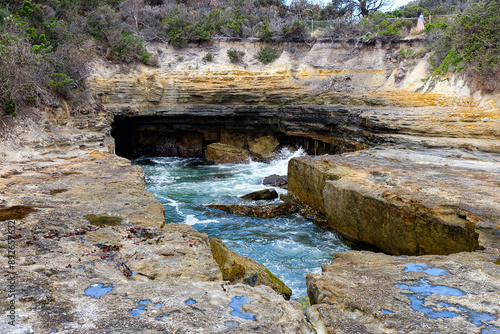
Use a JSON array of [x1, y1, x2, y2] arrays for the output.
[[84, 214, 122, 226], [0, 206, 38, 221], [50, 189, 68, 195], [265, 268, 292, 300], [293, 296, 311, 311]]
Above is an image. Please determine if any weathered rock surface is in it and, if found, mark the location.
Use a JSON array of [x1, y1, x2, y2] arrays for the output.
[[205, 142, 250, 164], [209, 238, 292, 300], [248, 136, 279, 161], [0, 126, 309, 333], [1, 37, 499, 334], [240, 189, 278, 201], [289, 147, 500, 255], [306, 250, 500, 334]]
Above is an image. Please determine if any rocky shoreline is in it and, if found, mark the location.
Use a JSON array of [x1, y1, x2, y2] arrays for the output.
[[1, 39, 499, 333]]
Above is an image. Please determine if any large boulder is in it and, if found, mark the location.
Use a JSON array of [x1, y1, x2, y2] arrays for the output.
[[209, 238, 292, 300], [205, 142, 250, 164], [248, 136, 279, 162], [240, 188, 279, 201], [288, 147, 495, 256]]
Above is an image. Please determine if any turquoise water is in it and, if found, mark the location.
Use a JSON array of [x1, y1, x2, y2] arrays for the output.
[[135, 149, 350, 298]]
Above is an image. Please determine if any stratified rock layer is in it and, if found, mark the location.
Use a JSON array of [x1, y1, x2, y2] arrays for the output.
[[289, 146, 500, 255]]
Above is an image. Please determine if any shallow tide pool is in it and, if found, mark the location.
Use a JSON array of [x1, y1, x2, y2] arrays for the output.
[[135, 149, 350, 298]]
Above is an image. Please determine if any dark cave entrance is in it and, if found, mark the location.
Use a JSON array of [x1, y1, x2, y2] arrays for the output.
[[111, 115, 350, 160]]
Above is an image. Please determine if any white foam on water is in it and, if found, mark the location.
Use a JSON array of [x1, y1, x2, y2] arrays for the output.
[[136, 147, 349, 298], [184, 215, 219, 226]]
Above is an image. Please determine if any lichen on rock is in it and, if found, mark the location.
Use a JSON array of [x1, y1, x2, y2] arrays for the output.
[[209, 238, 292, 300]]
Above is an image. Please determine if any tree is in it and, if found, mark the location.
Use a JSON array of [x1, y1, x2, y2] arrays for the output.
[[344, 0, 395, 17]]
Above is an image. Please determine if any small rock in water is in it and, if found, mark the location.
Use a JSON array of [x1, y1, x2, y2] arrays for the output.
[[263, 174, 288, 188], [240, 189, 278, 201]]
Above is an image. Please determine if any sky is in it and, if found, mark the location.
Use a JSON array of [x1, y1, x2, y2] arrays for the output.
[[392, 0, 414, 10], [285, 0, 415, 11]]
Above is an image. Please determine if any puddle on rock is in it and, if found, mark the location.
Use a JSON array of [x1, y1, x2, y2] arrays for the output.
[[381, 309, 394, 315], [229, 296, 257, 320], [396, 279, 465, 296], [84, 283, 114, 298], [0, 205, 38, 221], [482, 326, 500, 333], [402, 263, 450, 276], [396, 279, 498, 327], [185, 299, 196, 305], [156, 314, 169, 321], [129, 300, 152, 316], [85, 214, 122, 226]]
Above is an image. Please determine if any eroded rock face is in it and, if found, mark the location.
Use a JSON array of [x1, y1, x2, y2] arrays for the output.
[[209, 238, 292, 300], [289, 146, 500, 255], [248, 136, 279, 162], [306, 250, 500, 334], [205, 142, 250, 164]]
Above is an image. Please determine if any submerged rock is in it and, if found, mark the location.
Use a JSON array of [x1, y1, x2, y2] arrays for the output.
[[263, 174, 288, 188], [209, 238, 292, 300], [205, 142, 250, 164], [240, 188, 278, 201], [207, 201, 299, 218]]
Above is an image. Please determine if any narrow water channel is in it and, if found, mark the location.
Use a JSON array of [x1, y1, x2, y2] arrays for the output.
[[134, 149, 350, 298]]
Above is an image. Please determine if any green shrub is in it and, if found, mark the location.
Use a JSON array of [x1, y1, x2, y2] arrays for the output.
[[425, 22, 448, 34], [163, 8, 213, 48], [256, 45, 281, 64], [430, 1, 500, 92], [401, 5, 429, 18], [225, 11, 246, 36], [398, 48, 414, 59], [112, 31, 147, 63], [140, 51, 152, 63], [5, 94, 17, 116], [0, 8, 9, 25], [376, 19, 412, 37], [50, 73, 73, 97], [0, 28, 54, 116], [279, 20, 309, 43], [203, 52, 213, 62], [227, 47, 245, 63], [258, 21, 273, 42]]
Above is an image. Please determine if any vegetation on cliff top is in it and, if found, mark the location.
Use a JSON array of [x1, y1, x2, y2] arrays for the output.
[[0, 0, 498, 117]]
